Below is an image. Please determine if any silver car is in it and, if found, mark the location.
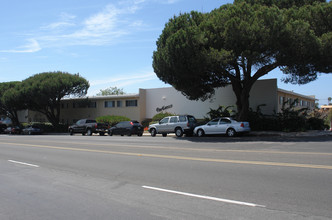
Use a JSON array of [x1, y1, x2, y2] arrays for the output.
[[194, 117, 250, 137], [149, 115, 197, 137]]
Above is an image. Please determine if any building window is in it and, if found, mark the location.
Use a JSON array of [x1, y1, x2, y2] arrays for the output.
[[88, 102, 96, 108], [117, 100, 122, 107], [126, 100, 137, 107], [105, 101, 115, 108], [288, 98, 293, 105], [279, 96, 285, 104]]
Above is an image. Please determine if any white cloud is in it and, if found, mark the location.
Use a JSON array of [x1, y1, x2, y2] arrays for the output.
[[84, 5, 119, 33], [151, 0, 179, 4], [41, 13, 76, 30], [37, 1, 147, 47], [90, 72, 156, 87], [43, 21, 75, 30], [0, 39, 41, 53], [3, 0, 156, 52]]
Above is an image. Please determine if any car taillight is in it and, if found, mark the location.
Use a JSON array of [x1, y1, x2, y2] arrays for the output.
[[130, 122, 134, 125], [240, 123, 244, 128], [95, 124, 97, 128]]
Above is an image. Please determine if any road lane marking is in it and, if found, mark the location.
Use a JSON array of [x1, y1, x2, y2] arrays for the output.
[[142, 186, 265, 208], [2, 142, 332, 170], [8, 160, 39, 168], [5, 139, 332, 156]]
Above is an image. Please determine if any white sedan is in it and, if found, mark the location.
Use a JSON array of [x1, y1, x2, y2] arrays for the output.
[[194, 117, 251, 137]]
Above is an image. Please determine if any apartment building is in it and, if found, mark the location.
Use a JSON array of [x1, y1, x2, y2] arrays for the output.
[[20, 79, 316, 124]]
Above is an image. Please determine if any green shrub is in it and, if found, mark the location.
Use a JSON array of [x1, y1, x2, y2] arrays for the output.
[[306, 117, 325, 130], [248, 100, 326, 132], [96, 115, 131, 127], [325, 110, 332, 130], [151, 112, 175, 122], [205, 105, 235, 120]]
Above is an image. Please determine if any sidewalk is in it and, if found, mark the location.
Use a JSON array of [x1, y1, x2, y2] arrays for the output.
[[249, 130, 332, 137]]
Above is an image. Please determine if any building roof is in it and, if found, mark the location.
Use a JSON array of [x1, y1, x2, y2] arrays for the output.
[[278, 88, 316, 101], [63, 93, 139, 101]]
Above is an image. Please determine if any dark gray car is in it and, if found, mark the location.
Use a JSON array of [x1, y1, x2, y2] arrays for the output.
[[108, 121, 144, 136]]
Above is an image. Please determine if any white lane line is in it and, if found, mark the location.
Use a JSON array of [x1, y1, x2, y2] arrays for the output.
[[8, 160, 39, 168], [142, 186, 265, 208]]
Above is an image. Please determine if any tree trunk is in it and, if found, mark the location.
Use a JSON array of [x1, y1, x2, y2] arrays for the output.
[[36, 106, 60, 129], [231, 81, 252, 121], [8, 110, 20, 126], [238, 90, 250, 121]]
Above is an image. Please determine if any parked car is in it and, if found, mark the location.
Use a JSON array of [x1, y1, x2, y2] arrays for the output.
[[68, 119, 109, 136], [4, 126, 23, 134], [22, 125, 43, 135], [0, 123, 7, 134], [148, 115, 197, 137], [108, 121, 144, 136], [194, 117, 250, 137]]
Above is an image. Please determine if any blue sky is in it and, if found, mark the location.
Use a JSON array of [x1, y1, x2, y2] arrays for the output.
[[0, 0, 331, 105]]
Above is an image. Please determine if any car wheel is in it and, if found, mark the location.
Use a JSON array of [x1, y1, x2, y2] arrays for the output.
[[28, 131, 32, 135], [87, 129, 92, 136], [197, 129, 205, 137], [108, 131, 113, 136], [162, 133, 167, 137], [150, 128, 156, 137], [82, 133, 86, 136], [69, 129, 74, 135], [226, 128, 236, 137], [137, 133, 143, 137], [99, 132, 104, 136], [175, 128, 183, 137]]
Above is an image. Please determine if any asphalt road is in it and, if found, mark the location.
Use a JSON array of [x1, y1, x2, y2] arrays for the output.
[[0, 134, 332, 220]]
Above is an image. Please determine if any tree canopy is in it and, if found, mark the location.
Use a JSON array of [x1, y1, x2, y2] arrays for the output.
[[0, 81, 24, 125], [153, 0, 331, 120], [96, 86, 125, 96], [20, 71, 89, 127], [0, 71, 90, 127]]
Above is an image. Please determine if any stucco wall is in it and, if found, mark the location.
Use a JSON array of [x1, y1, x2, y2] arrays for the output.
[[144, 79, 278, 119], [249, 79, 278, 114]]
